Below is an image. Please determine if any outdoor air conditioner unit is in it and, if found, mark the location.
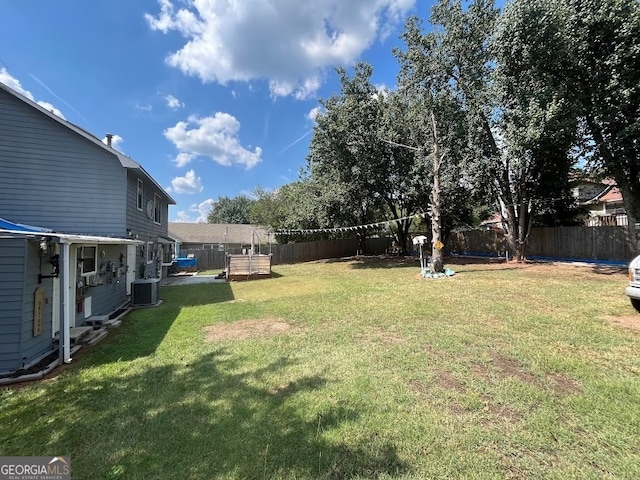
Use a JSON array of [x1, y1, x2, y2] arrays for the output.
[[131, 278, 160, 306]]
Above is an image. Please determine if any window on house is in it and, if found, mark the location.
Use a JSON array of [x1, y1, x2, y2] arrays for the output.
[[80, 246, 97, 275], [203, 244, 214, 250], [137, 179, 144, 211], [154, 193, 161, 224], [146, 242, 154, 264]]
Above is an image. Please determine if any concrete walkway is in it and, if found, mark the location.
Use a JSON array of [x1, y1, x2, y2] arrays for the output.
[[161, 274, 226, 286]]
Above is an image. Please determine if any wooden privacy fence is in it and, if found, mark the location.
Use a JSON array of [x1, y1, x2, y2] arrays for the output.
[[446, 226, 635, 262], [179, 237, 391, 271]]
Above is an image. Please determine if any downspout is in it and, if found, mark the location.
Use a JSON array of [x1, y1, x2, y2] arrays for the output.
[[59, 240, 72, 364]]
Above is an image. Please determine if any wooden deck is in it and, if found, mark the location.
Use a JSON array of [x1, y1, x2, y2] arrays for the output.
[[226, 254, 272, 281]]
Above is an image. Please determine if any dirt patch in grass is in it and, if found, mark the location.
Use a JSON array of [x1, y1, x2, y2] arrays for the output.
[[491, 352, 541, 387], [436, 371, 466, 393], [481, 395, 523, 424], [482, 354, 582, 397], [546, 373, 582, 396], [365, 328, 408, 345], [408, 379, 429, 396], [204, 318, 299, 341], [604, 315, 640, 333]]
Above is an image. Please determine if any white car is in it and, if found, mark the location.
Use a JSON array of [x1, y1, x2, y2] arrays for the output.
[[626, 255, 640, 313]]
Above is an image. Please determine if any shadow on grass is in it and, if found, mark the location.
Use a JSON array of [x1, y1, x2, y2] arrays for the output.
[[86, 283, 236, 364], [160, 282, 236, 305], [2, 350, 409, 479], [342, 254, 519, 273], [320, 255, 420, 270]]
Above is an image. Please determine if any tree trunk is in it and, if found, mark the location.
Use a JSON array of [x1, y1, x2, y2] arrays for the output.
[[610, 166, 640, 255], [356, 231, 367, 255], [430, 112, 445, 273], [390, 217, 413, 256]]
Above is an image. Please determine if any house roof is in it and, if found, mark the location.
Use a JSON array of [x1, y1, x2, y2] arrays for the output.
[[599, 186, 623, 204], [0, 81, 175, 205], [0, 217, 141, 245], [169, 223, 273, 245], [580, 183, 623, 205]]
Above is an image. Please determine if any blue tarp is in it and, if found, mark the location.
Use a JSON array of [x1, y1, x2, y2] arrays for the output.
[[0, 217, 52, 233], [175, 257, 197, 268]]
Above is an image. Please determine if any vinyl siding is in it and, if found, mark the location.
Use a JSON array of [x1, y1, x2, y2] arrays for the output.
[[0, 238, 26, 373], [126, 171, 170, 279], [73, 244, 128, 325], [0, 89, 127, 236], [20, 240, 55, 366]]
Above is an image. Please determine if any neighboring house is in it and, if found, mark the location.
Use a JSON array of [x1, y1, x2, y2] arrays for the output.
[[480, 212, 505, 232], [572, 178, 627, 226], [0, 81, 175, 378], [169, 223, 272, 254], [479, 178, 628, 232]]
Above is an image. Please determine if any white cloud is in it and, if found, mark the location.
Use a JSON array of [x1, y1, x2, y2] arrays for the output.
[[135, 103, 153, 112], [164, 113, 262, 169], [173, 152, 195, 167], [307, 106, 321, 122], [102, 134, 124, 151], [169, 169, 203, 194], [145, 0, 415, 98], [164, 94, 184, 110], [0, 68, 66, 119], [192, 199, 215, 222], [0, 68, 34, 100], [36, 101, 66, 120], [174, 210, 193, 222], [173, 198, 214, 222]]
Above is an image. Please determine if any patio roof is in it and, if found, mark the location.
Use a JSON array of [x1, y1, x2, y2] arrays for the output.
[[0, 218, 141, 245]]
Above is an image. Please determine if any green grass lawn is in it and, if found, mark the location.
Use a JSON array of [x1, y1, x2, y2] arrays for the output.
[[2, 257, 639, 479]]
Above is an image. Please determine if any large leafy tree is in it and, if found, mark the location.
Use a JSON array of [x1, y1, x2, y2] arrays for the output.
[[308, 63, 401, 253], [308, 63, 432, 254], [250, 180, 341, 243], [508, 0, 640, 250], [492, 0, 581, 241], [399, 0, 580, 261], [393, 31, 472, 272], [207, 195, 254, 224]]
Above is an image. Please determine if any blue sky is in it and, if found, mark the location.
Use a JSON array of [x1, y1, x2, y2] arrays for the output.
[[0, 0, 430, 222]]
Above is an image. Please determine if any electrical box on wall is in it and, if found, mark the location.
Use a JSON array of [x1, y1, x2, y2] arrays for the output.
[[84, 296, 92, 318]]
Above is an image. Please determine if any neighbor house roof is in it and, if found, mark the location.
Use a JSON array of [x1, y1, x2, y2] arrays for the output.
[[168, 223, 273, 245], [0, 81, 175, 205]]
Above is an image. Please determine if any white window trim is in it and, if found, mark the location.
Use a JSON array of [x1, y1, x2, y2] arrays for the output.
[[80, 245, 98, 276], [154, 193, 161, 225], [137, 179, 144, 211], [146, 242, 154, 264]]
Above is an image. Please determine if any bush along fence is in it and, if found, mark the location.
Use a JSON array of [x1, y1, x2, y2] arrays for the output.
[[446, 225, 635, 263], [179, 237, 392, 271]]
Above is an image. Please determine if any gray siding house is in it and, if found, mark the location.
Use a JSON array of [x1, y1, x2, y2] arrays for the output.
[[169, 223, 272, 254], [0, 81, 175, 378]]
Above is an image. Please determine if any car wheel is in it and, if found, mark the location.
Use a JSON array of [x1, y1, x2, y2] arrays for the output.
[[632, 298, 640, 313]]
